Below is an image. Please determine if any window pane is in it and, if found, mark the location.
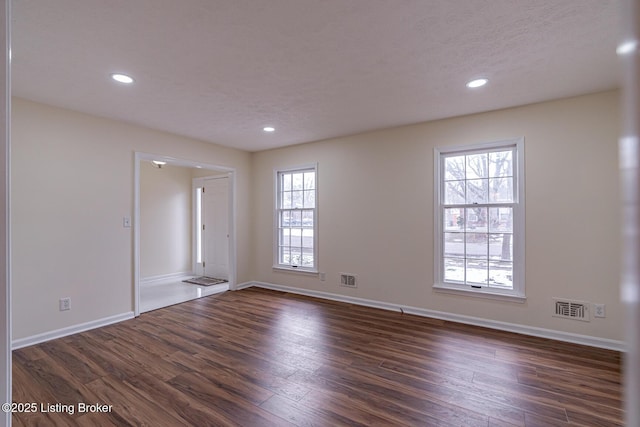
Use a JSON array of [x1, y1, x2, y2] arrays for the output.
[[282, 173, 292, 191], [291, 191, 304, 208], [466, 153, 488, 179], [466, 233, 488, 259], [301, 249, 314, 267], [489, 233, 512, 261], [304, 189, 316, 208], [302, 228, 314, 248], [465, 207, 487, 232], [280, 247, 290, 265], [466, 259, 488, 285], [489, 150, 513, 177], [196, 188, 202, 263], [279, 229, 291, 246], [280, 211, 291, 227], [489, 261, 513, 288], [445, 156, 465, 181], [302, 210, 314, 227], [444, 258, 465, 282], [444, 208, 464, 231], [489, 177, 513, 203], [466, 179, 488, 204], [290, 210, 302, 226], [290, 247, 301, 266], [489, 207, 512, 233], [444, 181, 465, 204], [292, 173, 304, 190], [290, 228, 302, 248], [282, 191, 292, 209], [304, 172, 315, 190], [444, 233, 464, 258]]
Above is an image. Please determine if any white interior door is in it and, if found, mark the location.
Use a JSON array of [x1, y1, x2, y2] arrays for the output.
[[202, 176, 229, 279]]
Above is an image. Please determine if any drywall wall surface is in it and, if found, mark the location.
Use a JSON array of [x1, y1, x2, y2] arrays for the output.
[[11, 98, 251, 339], [251, 91, 623, 341], [140, 163, 192, 278]]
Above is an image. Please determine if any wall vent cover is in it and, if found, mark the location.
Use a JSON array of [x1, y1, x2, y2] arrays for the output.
[[553, 298, 590, 322], [340, 273, 357, 288]]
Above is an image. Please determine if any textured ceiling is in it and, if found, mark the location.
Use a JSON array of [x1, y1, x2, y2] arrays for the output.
[[12, 0, 621, 152]]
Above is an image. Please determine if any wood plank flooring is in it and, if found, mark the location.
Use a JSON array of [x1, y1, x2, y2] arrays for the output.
[[12, 287, 623, 426]]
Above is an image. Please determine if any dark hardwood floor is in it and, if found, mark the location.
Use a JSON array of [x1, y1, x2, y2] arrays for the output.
[[12, 287, 623, 426]]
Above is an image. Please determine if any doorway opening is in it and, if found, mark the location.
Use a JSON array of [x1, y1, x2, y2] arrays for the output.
[[133, 152, 236, 316]]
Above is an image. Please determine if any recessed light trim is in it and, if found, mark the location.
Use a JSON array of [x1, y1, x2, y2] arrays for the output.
[[111, 73, 135, 84], [466, 78, 488, 88], [263, 126, 275, 132], [617, 40, 638, 55]]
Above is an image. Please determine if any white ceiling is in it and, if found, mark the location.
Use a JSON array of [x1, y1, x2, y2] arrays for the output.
[[12, 0, 621, 152]]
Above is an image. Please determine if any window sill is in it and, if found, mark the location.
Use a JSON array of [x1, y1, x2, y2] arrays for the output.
[[433, 283, 526, 303], [272, 266, 319, 276]]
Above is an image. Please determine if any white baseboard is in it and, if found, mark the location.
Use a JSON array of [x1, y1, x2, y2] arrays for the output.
[[141, 271, 194, 286], [247, 281, 626, 352], [234, 281, 255, 291], [12, 312, 135, 350], [12, 283, 625, 352]]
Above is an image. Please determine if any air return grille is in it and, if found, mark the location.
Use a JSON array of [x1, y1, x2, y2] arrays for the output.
[[553, 298, 589, 322], [340, 273, 357, 288]]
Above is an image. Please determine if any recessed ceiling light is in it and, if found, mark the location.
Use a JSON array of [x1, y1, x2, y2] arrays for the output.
[[111, 73, 135, 84], [466, 78, 488, 88], [617, 40, 638, 55], [263, 126, 275, 132]]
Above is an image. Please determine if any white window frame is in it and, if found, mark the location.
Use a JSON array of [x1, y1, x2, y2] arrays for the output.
[[273, 163, 318, 273], [433, 138, 525, 302]]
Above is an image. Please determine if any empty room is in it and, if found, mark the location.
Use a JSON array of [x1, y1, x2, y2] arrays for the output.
[[2, 0, 639, 426]]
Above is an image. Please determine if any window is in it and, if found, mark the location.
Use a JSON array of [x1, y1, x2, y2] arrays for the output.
[[195, 186, 202, 264], [275, 165, 317, 272], [434, 138, 525, 301]]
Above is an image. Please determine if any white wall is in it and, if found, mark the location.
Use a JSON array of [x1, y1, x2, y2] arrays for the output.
[[11, 98, 252, 340], [10, 91, 623, 346], [252, 90, 623, 342], [140, 163, 193, 278]]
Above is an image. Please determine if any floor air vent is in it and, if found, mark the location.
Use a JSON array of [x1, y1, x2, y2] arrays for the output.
[[553, 298, 589, 322], [340, 273, 357, 288]]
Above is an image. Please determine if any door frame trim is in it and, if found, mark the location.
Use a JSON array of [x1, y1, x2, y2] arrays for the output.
[[133, 152, 237, 317]]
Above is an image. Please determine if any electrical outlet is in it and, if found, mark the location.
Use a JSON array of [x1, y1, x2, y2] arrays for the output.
[[59, 297, 71, 311], [319, 272, 326, 281], [594, 303, 606, 318]]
